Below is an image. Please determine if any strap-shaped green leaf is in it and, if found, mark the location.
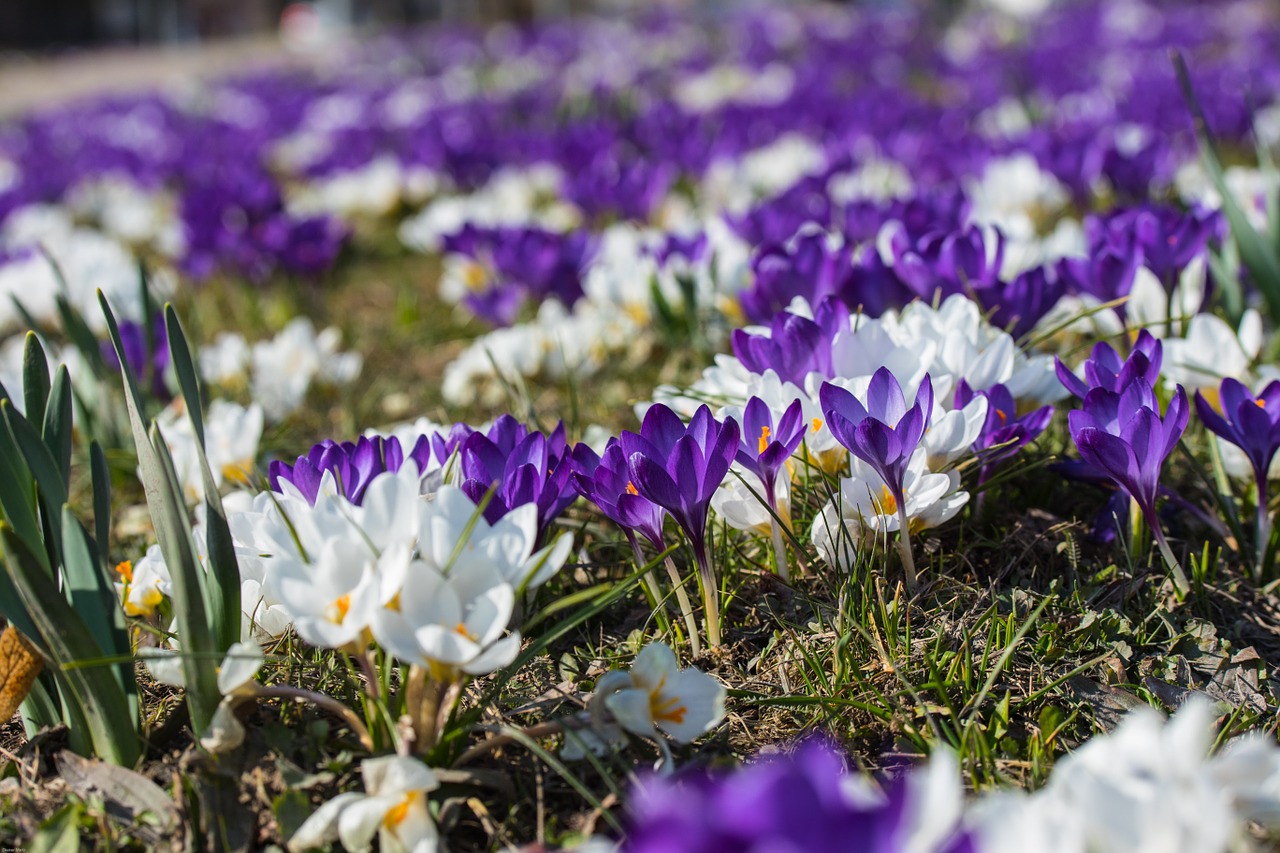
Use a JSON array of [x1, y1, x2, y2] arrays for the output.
[[0, 522, 140, 766], [165, 305, 205, 446], [54, 294, 109, 375], [166, 304, 240, 649], [100, 292, 221, 735], [61, 506, 134, 700], [0, 403, 46, 574], [43, 366, 74, 489], [2, 399, 68, 568], [21, 333, 50, 433]]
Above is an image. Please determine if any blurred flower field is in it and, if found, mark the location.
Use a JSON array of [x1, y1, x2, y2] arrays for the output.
[[5, 0, 1280, 850]]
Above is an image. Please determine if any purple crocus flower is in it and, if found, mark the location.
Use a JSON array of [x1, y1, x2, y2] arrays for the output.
[[624, 739, 976, 853], [623, 404, 740, 648], [734, 397, 806, 519], [955, 380, 1054, 469], [455, 415, 577, 544], [571, 439, 667, 551], [1068, 379, 1191, 594], [819, 368, 933, 590], [269, 434, 432, 506], [1195, 378, 1280, 577], [1055, 331, 1162, 399], [731, 298, 849, 388]]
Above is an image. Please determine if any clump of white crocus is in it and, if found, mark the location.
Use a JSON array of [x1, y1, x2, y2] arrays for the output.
[[288, 755, 440, 853], [424, 486, 573, 592], [575, 642, 726, 769], [250, 318, 363, 422], [971, 698, 1280, 853], [156, 398, 263, 503], [267, 540, 409, 651], [811, 449, 968, 572]]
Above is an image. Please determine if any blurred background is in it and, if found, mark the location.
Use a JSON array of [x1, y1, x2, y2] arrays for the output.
[[1, 0, 617, 48]]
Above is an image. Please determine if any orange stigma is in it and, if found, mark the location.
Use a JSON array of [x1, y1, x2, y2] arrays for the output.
[[811, 417, 823, 433], [758, 425, 771, 455], [115, 560, 133, 584], [626, 481, 639, 496]]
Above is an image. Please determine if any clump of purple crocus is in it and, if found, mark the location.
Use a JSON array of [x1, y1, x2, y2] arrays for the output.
[[819, 368, 933, 592], [572, 438, 702, 655], [453, 415, 577, 545], [1068, 374, 1191, 595], [1055, 329, 1162, 399], [1195, 379, 1280, 579], [623, 404, 740, 649], [624, 739, 975, 853], [730, 297, 849, 388], [269, 434, 432, 506]]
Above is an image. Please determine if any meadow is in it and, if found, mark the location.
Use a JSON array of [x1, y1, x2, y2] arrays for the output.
[[2, 1, 1280, 850]]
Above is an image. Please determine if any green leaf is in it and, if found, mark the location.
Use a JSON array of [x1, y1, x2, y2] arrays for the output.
[[2, 399, 68, 567], [54, 294, 109, 376], [90, 442, 112, 581], [164, 305, 205, 445], [101, 292, 221, 735], [0, 523, 140, 766], [42, 366, 74, 489], [30, 801, 86, 853], [166, 305, 241, 648], [0, 406, 43, 570], [22, 332, 51, 434], [60, 506, 133, 700]]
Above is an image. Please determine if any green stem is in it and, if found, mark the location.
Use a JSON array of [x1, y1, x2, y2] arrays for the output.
[[895, 504, 919, 594], [662, 554, 702, 658]]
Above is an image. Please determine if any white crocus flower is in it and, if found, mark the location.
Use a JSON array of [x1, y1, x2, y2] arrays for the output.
[[1037, 698, 1280, 853], [1162, 309, 1264, 399], [267, 540, 408, 651], [288, 755, 440, 853], [811, 449, 968, 571], [711, 470, 790, 535], [115, 544, 171, 617], [156, 398, 263, 503], [1126, 258, 1206, 338], [199, 332, 251, 388], [922, 396, 987, 470], [593, 642, 727, 761], [424, 486, 572, 592], [372, 562, 520, 680], [250, 318, 363, 422]]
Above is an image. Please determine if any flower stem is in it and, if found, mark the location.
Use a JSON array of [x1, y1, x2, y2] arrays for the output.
[[693, 544, 722, 649], [252, 685, 373, 751], [1256, 480, 1272, 585], [628, 534, 674, 639], [662, 553, 702, 658], [770, 519, 791, 584], [1149, 521, 1191, 598], [895, 504, 919, 594]]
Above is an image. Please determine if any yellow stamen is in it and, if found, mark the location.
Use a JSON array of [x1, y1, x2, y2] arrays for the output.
[[626, 481, 639, 496], [876, 485, 898, 516], [649, 687, 688, 725], [455, 622, 478, 642], [115, 560, 134, 584], [758, 425, 771, 455], [384, 794, 414, 828], [327, 594, 352, 625], [221, 461, 253, 486], [462, 261, 488, 291], [811, 417, 823, 433], [1258, 399, 1268, 409]]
